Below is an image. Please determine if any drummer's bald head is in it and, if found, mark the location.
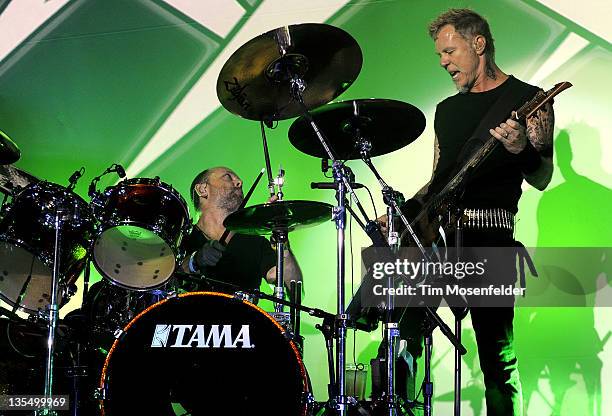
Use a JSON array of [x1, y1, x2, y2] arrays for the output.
[[190, 168, 214, 210]]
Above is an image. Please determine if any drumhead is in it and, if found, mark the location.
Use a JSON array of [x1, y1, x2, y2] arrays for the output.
[[0, 242, 53, 313], [99, 292, 309, 416], [93, 225, 175, 290]]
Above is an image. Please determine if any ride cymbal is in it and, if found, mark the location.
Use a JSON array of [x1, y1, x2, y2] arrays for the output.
[[288, 98, 426, 160], [216, 23, 362, 121]]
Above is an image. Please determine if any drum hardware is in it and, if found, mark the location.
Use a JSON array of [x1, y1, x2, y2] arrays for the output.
[[289, 279, 303, 351], [216, 22, 366, 415], [87, 163, 126, 219], [88, 163, 126, 197], [273, 227, 287, 313], [66, 167, 85, 192], [40, 205, 72, 416], [291, 100, 468, 415]]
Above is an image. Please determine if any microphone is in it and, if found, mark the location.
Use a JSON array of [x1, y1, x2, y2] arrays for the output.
[[113, 164, 126, 178], [67, 167, 85, 190], [311, 181, 365, 190], [88, 163, 126, 198]]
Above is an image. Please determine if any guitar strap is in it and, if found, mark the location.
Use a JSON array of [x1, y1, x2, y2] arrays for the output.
[[466, 77, 539, 149]]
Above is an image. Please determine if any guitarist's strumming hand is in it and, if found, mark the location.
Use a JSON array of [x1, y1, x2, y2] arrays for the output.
[[489, 118, 527, 154]]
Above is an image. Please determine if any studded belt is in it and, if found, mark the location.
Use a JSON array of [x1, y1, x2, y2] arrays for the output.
[[462, 208, 514, 231]]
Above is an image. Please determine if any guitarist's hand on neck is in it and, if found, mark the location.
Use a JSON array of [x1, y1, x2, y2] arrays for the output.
[[489, 102, 554, 191], [489, 118, 527, 154]]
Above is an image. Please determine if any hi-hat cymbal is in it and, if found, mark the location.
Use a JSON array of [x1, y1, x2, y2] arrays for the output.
[[288, 98, 426, 160], [224, 200, 332, 235], [0, 129, 20, 165], [216, 23, 362, 121], [0, 164, 38, 195]]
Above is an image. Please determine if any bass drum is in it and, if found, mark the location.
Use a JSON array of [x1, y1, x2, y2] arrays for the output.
[[84, 280, 176, 353], [92, 178, 189, 291], [0, 182, 93, 314], [99, 292, 310, 416]]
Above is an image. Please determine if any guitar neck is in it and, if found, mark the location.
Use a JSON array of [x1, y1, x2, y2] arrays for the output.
[[407, 81, 572, 230]]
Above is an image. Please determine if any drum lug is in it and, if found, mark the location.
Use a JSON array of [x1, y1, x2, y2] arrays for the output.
[[233, 291, 253, 303], [93, 387, 106, 400], [303, 391, 316, 410], [64, 283, 77, 298], [113, 328, 124, 339]]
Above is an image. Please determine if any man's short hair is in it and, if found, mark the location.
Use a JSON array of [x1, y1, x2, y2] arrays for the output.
[[428, 8, 496, 78], [190, 168, 214, 210]]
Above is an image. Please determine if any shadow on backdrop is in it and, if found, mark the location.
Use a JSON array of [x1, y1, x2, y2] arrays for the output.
[[516, 125, 611, 416]]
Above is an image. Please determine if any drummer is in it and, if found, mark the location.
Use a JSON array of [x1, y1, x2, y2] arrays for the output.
[[180, 166, 302, 298]]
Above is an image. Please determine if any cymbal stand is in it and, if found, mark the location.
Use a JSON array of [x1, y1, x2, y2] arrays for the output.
[[260, 120, 276, 198], [37, 207, 68, 416], [357, 134, 405, 415], [356, 134, 467, 416], [288, 92, 369, 416], [268, 29, 377, 415], [272, 227, 288, 313], [271, 168, 287, 313]]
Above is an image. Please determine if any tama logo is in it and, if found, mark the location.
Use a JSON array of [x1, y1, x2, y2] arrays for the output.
[[151, 324, 253, 349]]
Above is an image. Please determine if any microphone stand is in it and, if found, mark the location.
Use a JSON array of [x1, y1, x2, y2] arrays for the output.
[[354, 128, 467, 416]]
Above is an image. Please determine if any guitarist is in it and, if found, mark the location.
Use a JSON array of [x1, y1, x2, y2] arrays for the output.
[[379, 9, 554, 415]]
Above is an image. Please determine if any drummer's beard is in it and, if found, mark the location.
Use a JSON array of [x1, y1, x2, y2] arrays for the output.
[[218, 187, 243, 213]]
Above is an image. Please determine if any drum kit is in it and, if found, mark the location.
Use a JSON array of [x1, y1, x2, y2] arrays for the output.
[[0, 23, 465, 416]]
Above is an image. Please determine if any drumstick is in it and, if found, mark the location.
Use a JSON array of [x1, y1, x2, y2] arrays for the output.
[[219, 168, 265, 245]]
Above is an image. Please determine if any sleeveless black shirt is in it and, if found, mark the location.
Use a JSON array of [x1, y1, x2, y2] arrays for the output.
[[430, 76, 539, 213]]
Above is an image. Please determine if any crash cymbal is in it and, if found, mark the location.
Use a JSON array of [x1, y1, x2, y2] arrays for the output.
[[216, 23, 362, 121], [0, 129, 20, 165], [223, 200, 332, 235], [288, 98, 426, 159]]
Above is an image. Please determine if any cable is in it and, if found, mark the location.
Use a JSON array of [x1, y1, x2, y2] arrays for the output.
[[349, 197, 359, 398], [363, 184, 378, 220]]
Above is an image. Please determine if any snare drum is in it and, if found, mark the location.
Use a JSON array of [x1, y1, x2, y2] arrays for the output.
[[92, 178, 189, 290], [99, 292, 310, 416], [0, 182, 93, 315]]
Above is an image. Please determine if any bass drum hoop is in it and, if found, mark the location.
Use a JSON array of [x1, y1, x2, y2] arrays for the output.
[[98, 291, 310, 415]]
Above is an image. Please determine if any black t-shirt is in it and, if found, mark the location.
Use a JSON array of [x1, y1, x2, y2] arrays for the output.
[[430, 76, 540, 213], [181, 225, 277, 293]]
